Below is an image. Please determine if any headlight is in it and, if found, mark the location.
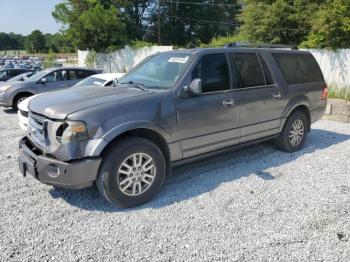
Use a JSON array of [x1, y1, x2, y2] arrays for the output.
[[54, 121, 89, 144], [0, 85, 12, 93]]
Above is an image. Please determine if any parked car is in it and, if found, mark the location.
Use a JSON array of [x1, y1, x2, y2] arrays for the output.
[[0, 68, 32, 82], [18, 44, 327, 208], [17, 73, 125, 131], [74, 73, 125, 87], [0, 67, 98, 109], [5, 71, 35, 83]]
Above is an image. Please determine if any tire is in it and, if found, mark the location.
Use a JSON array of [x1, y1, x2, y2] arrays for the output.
[[96, 137, 166, 208], [275, 111, 308, 152], [13, 94, 31, 110]]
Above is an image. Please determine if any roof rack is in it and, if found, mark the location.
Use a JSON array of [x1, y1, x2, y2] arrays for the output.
[[224, 42, 298, 50]]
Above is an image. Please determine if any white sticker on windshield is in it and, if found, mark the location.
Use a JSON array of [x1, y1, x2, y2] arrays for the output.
[[168, 56, 189, 63]]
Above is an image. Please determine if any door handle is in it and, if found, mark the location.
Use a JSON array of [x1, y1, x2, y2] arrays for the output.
[[222, 99, 235, 107], [60, 84, 68, 87], [272, 92, 282, 99]]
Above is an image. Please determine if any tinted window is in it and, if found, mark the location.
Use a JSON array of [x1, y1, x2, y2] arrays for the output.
[[233, 53, 265, 88], [68, 70, 77, 80], [76, 70, 95, 79], [192, 53, 230, 93], [258, 54, 273, 85], [272, 53, 323, 85]]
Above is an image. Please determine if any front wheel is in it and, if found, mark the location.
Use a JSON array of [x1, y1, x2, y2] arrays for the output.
[[96, 137, 166, 208], [275, 111, 308, 152]]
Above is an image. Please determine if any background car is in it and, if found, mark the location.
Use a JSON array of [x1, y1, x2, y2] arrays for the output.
[[74, 73, 124, 87], [2, 71, 35, 83], [17, 73, 125, 130], [0, 67, 98, 109], [0, 68, 33, 82]]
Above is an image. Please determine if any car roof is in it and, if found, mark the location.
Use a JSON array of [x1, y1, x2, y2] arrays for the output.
[[45, 67, 98, 72], [90, 73, 124, 81]]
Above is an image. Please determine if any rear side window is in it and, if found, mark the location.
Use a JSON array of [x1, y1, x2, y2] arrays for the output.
[[192, 53, 230, 93], [272, 53, 323, 85], [233, 54, 265, 88], [76, 70, 95, 79], [68, 70, 78, 80]]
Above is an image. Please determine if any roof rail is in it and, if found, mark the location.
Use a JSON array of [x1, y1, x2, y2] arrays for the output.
[[224, 42, 298, 50]]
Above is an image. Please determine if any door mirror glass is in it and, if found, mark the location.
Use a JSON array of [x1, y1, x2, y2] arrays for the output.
[[184, 78, 202, 96]]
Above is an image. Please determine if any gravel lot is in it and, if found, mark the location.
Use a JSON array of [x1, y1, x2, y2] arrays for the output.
[[0, 108, 350, 261]]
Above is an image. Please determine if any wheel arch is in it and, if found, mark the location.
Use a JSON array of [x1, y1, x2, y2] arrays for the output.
[[13, 91, 34, 106], [283, 103, 312, 133]]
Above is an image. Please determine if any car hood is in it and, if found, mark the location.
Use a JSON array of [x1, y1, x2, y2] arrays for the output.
[[29, 86, 150, 119]]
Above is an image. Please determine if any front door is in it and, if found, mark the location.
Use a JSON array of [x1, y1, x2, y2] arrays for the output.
[[175, 52, 240, 158], [41, 69, 70, 92], [231, 52, 285, 143]]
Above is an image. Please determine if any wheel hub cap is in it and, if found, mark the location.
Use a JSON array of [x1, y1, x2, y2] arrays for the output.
[[117, 153, 156, 196], [289, 119, 304, 147]]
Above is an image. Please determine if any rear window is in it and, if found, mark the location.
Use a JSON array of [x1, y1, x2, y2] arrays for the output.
[[272, 53, 323, 85]]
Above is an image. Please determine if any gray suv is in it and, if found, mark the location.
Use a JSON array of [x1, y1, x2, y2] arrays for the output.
[[0, 67, 98, 109], [18, 45, 327, 208]]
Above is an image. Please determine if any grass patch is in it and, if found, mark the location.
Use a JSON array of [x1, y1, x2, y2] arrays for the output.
[[328, 85, 350, 101]]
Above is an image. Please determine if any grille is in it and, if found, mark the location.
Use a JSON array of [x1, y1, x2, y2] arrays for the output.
[[28, 112, 46, 149]]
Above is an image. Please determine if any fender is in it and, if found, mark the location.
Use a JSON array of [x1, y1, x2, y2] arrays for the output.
[[88, 120, 173, 156], [279, 95, 312, 132]]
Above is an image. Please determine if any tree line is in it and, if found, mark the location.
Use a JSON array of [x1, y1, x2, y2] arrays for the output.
[[1, 0, 349, 53], [0, 30, 74, 53]]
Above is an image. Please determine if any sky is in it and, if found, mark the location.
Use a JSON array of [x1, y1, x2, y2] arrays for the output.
[[0, 0, 63, 35]]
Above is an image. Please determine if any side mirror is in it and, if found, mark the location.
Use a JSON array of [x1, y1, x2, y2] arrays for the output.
[[40, 77, 47, 84], [184, 78, 202, 96]]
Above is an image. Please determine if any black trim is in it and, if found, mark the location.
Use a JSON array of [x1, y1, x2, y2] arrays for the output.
[[171, 134, 278, 167]]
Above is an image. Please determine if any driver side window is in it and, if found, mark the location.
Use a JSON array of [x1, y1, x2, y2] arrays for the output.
[[191, 53, 230, 93], [45, 70, 67, 82]]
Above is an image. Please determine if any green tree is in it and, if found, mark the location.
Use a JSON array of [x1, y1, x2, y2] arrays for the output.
[[238, 0, 325, 46], [25, 30, 46, 53], [52, 0, 127, 52], [44, 50, 57, 68], [301, 0, 350, 49]]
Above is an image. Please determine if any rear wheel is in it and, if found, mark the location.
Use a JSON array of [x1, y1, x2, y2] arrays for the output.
[[275, 111, 308, 152], [96, 137, 166, 208]]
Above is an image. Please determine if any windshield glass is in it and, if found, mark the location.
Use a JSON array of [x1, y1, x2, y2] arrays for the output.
[[119, 52, 192, 90], [74, 76, 105, 87], [27, 70, 51, 82]]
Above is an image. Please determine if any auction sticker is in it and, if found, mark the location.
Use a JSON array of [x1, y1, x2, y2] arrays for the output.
[[168, 56, 189, 63]]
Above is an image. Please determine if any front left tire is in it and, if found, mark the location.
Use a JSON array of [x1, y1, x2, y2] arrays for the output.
[[96, 137, 166, 208]]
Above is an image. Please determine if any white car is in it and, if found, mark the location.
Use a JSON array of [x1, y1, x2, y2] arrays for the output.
[[17, 73, 125, 131]]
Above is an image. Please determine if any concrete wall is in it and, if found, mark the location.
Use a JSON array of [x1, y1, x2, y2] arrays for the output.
[[303, 49, 350, 90], [78, 47, 350, 91], [78, 45, 173, 73]]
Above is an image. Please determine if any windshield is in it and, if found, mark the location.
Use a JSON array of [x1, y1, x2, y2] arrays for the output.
[[27, 69, 51, 82], [75, 76, 105, 87], [119, 52, 192, 90]]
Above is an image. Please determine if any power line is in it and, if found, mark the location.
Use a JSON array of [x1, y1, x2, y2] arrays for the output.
[[165, 14, 312, 32], [161, 0, 350, 8]]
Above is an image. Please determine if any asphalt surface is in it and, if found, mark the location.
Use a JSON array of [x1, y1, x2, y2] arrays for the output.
[[0, 108, 350, 261]]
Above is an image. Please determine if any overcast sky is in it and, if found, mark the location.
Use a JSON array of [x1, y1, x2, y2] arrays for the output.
[[0, 0, 62, 35]]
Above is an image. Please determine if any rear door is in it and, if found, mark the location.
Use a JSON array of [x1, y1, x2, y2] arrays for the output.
[[175, 52, 240, 158], [231, 52, 285, 143]]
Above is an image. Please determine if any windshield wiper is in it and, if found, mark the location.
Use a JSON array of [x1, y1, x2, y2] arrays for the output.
[[119, 81, 146, 91]]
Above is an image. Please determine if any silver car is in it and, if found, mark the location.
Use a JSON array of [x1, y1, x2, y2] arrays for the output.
[[0, 67, 98, 109]]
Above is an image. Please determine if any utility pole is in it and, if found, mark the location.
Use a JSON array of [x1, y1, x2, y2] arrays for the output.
[[157, 0, 161, 45]]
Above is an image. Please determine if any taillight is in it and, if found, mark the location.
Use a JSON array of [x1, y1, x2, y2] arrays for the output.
[[321, 83, 328, 100]]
